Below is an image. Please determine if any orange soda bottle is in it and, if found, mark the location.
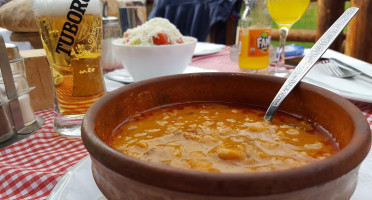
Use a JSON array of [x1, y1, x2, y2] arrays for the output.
[[239, 0, 272, 71]]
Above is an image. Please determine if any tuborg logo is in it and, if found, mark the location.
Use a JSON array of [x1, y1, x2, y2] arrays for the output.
[[55, 0, 91, 56]]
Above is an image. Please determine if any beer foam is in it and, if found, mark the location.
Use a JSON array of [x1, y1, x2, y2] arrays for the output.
[[32, 0, 102, 16]]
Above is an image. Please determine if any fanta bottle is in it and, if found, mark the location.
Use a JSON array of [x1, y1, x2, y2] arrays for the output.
[[239, 0, 272, 71]]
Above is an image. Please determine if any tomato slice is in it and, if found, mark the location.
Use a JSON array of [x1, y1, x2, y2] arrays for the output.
[[152, 33, 172, 45], [176, 37, 183, 44]]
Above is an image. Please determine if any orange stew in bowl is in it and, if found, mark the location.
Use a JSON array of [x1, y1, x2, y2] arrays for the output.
[[107, 103, 339, 173]]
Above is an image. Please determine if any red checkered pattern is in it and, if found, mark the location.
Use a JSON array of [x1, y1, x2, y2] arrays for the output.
[[191, 47, 241, 72], [0, 49, 371, 200], [0, 110, 88, 200], [354, 101, 372, 131]]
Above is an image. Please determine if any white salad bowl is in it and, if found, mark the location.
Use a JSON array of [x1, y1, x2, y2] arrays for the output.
[[112, 37, 197, 82]]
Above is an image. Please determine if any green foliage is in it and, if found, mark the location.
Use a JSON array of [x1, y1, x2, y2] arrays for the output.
[[239, 2, 351, 48], [271, 2, 317, 30], [271, 2, 351, 48], [271, 2, 317, 48]]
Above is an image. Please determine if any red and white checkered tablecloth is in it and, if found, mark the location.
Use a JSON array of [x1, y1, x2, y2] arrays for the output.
[[192, 47, 241, 72], [0, 47, 371, 200], [0, 110, 88, 200]]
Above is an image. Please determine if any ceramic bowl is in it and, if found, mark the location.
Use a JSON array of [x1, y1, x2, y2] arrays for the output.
[[82, 73, 371, 200], [112, 37, 197, 82]]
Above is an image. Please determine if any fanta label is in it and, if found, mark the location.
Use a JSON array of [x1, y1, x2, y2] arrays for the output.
[[248, 29, 271, 57]]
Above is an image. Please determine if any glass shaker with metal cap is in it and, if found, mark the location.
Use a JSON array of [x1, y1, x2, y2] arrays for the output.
[[102, 16, 123, 72], [0, 43, 36, 126]]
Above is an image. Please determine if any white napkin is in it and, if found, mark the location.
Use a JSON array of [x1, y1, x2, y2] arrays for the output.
[[302, 49, 372, 103], [303, 64, 372, 103]]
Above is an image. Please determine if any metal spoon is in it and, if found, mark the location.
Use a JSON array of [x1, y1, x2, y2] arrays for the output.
[[264, 7, 359, 121]]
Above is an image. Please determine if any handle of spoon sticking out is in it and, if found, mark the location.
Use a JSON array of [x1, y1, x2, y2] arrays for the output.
[[264, 7, 359, 121]]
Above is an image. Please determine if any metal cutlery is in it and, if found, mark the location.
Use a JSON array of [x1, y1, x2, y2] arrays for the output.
[[321, 59, 372, 84], [330, 58, 372, 78], [264, 7, 359, 121], [323, 59, 360, 78]]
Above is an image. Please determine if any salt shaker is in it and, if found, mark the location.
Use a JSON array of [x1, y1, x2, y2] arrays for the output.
[[102, 16, 123, 72], [0, 43, 36, 126]]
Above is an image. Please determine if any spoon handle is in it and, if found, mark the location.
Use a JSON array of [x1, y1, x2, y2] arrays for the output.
[[264, 7, 359, 121]]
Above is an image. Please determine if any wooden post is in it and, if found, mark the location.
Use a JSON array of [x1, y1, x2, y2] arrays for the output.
[[345, 0, 372, 63], [316, 0, 346, 52], [225, 17, 237, 45], [20, 49, 54, 111], [271, 29, 317, 42]]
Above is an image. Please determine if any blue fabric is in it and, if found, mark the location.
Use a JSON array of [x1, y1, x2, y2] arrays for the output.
[[148, 0, 241, 44], [276, 44, 305, 57], [0, 0, 11, 7]]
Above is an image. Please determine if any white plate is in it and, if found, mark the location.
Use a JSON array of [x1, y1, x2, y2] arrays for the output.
[[301, 49, 372, 103], [104, 77, 125, 91], [303, 62, 372, 103], [104, 68, 134, 84], [193, 42, 225, 56], [49, 145, 372, 200], [303, 77, 372, 103], [47, 156, 106, 200], [104, 66, 217, 84]]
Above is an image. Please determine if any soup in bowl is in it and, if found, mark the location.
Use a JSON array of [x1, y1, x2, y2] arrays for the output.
[[82, 73, 371, 200], [108, 102, 340, 173]]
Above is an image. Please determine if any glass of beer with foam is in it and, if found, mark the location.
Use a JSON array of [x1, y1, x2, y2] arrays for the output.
[[32, 0, 106, 136]]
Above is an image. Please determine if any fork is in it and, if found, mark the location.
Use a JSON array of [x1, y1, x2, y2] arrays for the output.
[[322, 60, 361, 78]]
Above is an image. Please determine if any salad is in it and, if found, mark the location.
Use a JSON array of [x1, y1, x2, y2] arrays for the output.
[[122, 17, 185, 46]]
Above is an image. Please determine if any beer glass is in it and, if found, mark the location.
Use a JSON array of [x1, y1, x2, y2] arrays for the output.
[[266, 0, 309, 74], [32, 0, 106, 136]]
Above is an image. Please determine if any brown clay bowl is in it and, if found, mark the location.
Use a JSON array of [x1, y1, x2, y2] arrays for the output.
[[82, 73, 371, 200]]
